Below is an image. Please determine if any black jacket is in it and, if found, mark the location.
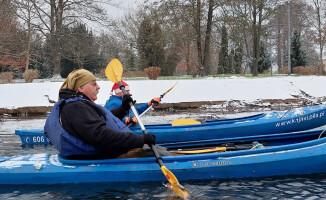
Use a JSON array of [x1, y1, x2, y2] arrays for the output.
[[59, 89, 145, 159]]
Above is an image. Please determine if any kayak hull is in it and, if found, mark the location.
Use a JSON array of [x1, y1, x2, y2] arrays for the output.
[[15, 104, 326, 145], [2, 129, 326, 184]]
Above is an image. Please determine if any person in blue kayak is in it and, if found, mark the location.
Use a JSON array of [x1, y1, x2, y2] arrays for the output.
[[44, 69, 156, 160], [104, 80, 161, 125]]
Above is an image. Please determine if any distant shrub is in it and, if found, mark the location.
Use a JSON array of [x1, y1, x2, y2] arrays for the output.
[[279, 66, 288, 74], [293, 66, 314, 75], [0, 72, 14, 83], [317, 64, 325, 75], [144, 67, 161, 80], [23, 69, 39, 82], [262, 69, 270, 74]]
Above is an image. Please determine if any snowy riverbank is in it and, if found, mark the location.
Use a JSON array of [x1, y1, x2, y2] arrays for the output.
[[0, 76, 326, 115]]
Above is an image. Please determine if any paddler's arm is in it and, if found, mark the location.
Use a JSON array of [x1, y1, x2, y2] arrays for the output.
[[110, 94, 134, 120], [69, 105, 156, 154]]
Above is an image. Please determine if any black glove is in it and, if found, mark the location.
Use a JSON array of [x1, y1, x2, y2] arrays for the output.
[[122, 94, 136, 111], [144, 134, 156, 146]]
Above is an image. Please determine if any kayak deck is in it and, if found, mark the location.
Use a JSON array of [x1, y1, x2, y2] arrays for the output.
[[2, 129, 326, 184], [15, 104, 326, 145]]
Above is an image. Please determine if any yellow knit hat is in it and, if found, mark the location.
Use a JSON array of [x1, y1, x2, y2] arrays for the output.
[[60, 69, 96, 91]]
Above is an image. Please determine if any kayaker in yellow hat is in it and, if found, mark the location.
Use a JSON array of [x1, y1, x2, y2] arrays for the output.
[[44, 69, 156, 160]]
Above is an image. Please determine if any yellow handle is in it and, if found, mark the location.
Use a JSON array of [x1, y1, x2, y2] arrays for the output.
[[170, 147, 227, 154]]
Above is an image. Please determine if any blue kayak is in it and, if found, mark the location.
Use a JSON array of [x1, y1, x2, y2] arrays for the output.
[[16, 104, 326, 145], [2, 128, 326, 184]]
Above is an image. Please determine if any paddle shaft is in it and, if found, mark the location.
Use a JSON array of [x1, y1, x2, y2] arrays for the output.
[[137, 90, 167, 118], [118, 82, 164, 166], [141, 81, 178, 116], [128, 82, 177, 126], [106, 59, 188, 199]]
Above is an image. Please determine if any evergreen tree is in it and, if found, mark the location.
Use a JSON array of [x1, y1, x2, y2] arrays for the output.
[[43, 36, 55, 77], [258, 41, 271, 73], [60, 23, 102, 77], [290, 31, 307, 71], [60, 59, 77, 78], [137, 18, 153, 70], [163, 48, 179, 76], [218, 26, 229, 74], [125, 43, 137, 72], [30, 36, 52, 78], [233, 42, 243, 74], [137, 18, 168, 75], [229, 48, 235, 74], [152, 22, 165, 70]]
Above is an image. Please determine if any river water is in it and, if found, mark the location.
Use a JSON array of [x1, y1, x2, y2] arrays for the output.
[[1, 109, 326, 199]]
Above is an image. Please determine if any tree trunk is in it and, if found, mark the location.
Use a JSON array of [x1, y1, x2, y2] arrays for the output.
[[314, 0, 325, 75], [276, 25, 282, 73], [252, 0, 263, 76], [25, 30, 31, 71], [186, 43, 191, 75], [50, 0, 63, 76], [194, 0, 203, 76], [202, 0, 214, 76]]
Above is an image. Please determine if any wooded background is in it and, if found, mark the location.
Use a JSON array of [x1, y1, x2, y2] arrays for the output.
[[0, 0, 325, 79]]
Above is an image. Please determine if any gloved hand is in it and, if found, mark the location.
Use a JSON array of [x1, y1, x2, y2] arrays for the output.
[[148, 97, 160, 106], [144, 134, 156, 146], [125, 116, 138, 125], [122, 94, 136, 111]]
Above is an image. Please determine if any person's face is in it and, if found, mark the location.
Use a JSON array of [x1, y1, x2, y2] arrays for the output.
[[116, 90, 130, 97], [77, 80, 100, 102]]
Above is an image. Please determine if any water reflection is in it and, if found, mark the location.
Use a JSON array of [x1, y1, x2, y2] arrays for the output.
[[0, 175, 326, 199]]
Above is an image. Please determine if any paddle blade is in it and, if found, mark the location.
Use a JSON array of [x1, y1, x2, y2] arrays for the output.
[[164, 81, 179, 95], [105, 58, 123, 83], [172, 119, 201, 126], [161, 166, 189, 199]]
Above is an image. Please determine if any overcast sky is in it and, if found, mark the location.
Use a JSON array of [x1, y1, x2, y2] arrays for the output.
[[86, 0, 141, 34], [106, 0, 140, 19]]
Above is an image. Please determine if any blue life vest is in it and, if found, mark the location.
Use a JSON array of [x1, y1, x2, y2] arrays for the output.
[[44, 97, 131, 157]]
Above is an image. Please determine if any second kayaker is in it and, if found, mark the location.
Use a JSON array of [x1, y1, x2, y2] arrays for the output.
[[104, 80, 161, 125]]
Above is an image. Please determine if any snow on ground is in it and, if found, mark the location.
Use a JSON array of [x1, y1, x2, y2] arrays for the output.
[[0, 76, 326, 109]]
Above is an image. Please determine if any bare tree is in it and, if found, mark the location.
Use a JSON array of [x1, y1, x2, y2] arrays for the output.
[[312, 0, 326, 74], [145, 0, 221, 76], [12, 0, 39, 71], [222, 0, 279, 75], [155, 1, 198, 75], [202, 0, 215, 76], [0, 1, 27, 72], [14, 0, 113, 77], [269, 1, 314, 72], [189, 0, 220, 76]]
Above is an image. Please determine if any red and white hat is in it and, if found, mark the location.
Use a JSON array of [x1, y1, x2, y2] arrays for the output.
[[111, 80, 130, 94]]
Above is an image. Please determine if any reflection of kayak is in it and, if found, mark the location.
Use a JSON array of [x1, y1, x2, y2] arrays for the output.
[[2, 128, 326, 184], [16, 104, 326, 145]]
